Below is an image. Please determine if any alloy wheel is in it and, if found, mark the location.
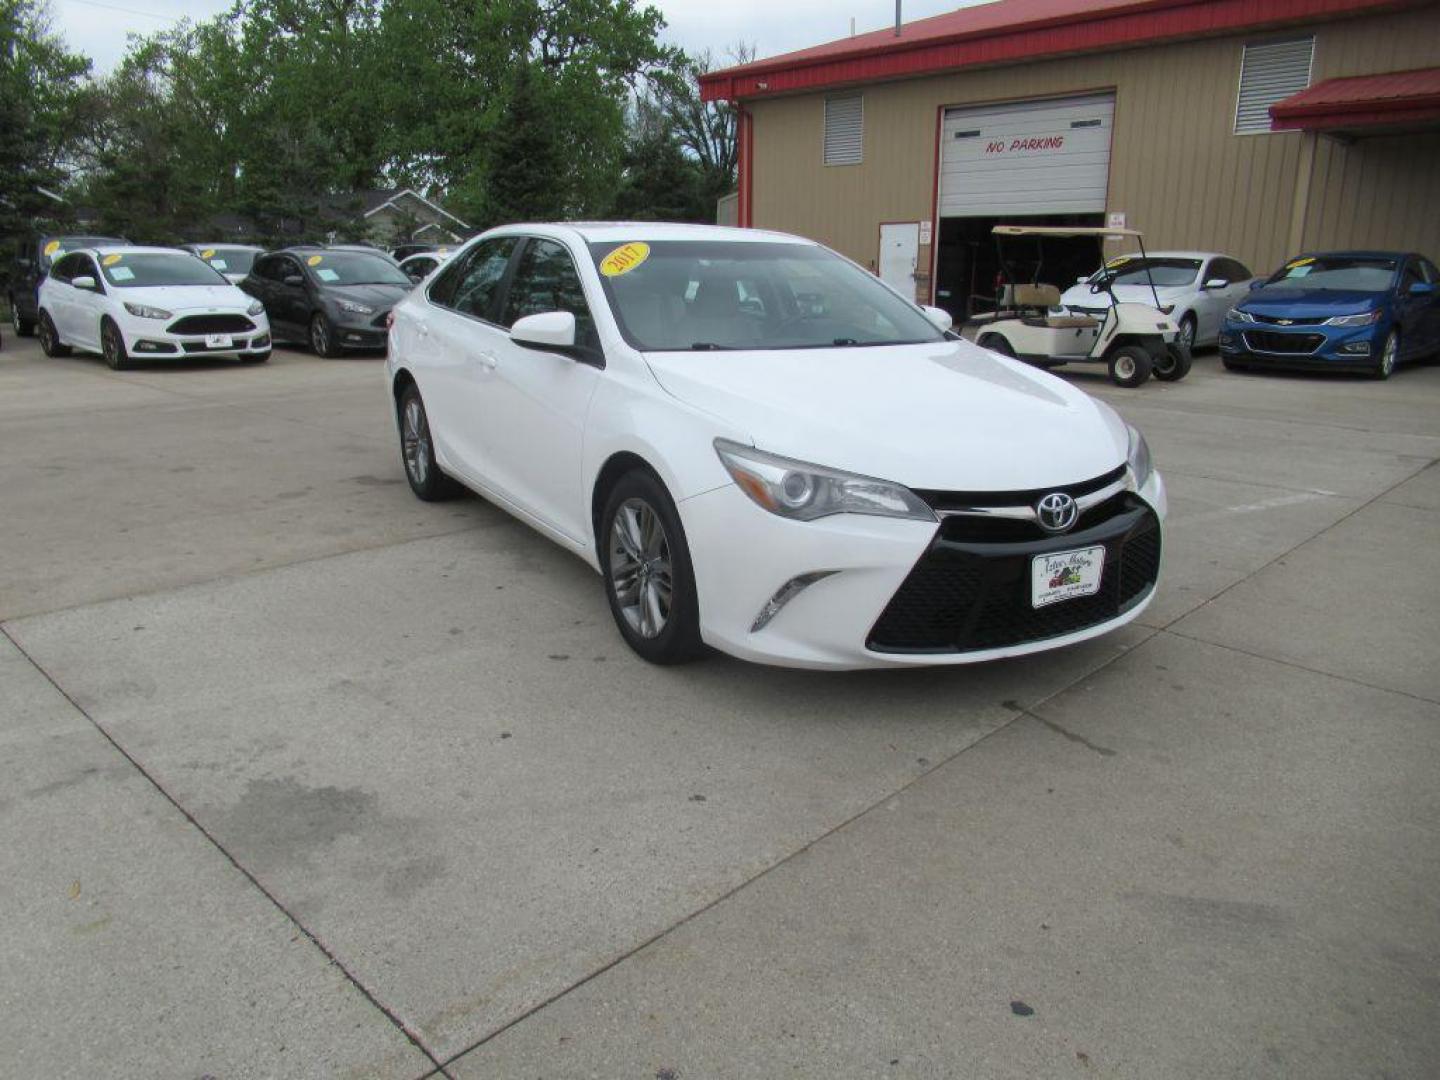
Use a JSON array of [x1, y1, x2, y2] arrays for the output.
[[312, 317, 329, 355], [103, 325, 119, 366], [1380, 333, 1398, 378], [608, 497, 673, 640], [39, 317, 53, 352], [401, 398, 429, 486], [1178, 318, 1195, 351]]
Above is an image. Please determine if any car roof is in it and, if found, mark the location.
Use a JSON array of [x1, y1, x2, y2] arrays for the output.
[[1115, 251, 1224, 261], [487, 222, 814, 246], [185, 242, 263, 250], [1294, 250, 1409, 260], [81, 245, 200, 257]]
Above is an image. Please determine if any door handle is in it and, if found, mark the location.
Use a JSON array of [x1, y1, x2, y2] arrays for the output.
[[475, 352, 498, 371]]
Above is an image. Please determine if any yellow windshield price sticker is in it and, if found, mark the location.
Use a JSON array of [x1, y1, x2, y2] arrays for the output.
[[600, 242, 650, 278], [1287, 257, 1315, 269], [307, 255, 324, 266], [1106, 255, 1132, 268], [44, 240, 62, 256], [102, 254, 122, 266], [201, 248, 216, 259]]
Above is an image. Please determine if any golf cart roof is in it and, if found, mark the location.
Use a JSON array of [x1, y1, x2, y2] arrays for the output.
[[993, 225, 1144, 239]]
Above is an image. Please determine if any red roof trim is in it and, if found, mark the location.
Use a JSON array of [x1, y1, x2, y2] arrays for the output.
[[1269, 66, 1440, 130], [698, 0, 1416, 102]]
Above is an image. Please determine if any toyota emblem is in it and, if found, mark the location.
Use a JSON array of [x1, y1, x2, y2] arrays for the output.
[[1036, 492, 1079, 533]]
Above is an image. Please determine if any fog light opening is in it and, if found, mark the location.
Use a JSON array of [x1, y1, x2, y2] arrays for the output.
[[750, 571, 839, 633]]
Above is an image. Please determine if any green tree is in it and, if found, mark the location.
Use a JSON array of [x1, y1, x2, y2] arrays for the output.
[[0, 0, 91, 246]]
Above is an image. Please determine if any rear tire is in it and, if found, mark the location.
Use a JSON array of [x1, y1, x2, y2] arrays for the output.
[[397, 382, 460, 501], [599, 470, 705, 665], [11, 297, 35, 337], [1107, 344, 1152, 388], [38, 311, 71, 357], [1153, 342, 1192, 382], [101, 318, 131, 371]]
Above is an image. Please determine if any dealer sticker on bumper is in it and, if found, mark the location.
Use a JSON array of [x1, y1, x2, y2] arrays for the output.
[[205, 334, 233, 348], [1032, 546, 1106, 608]]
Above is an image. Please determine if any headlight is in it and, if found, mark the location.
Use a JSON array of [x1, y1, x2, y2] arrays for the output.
[[247, 300, 265, 317], [1126, 424, 1154, 489], [1323, 309, 1381, 327], [1226, 308, 1255, 323], [123, 302, 171, 320], [714, 439, 935, 523], [338, 300, 374, 315]]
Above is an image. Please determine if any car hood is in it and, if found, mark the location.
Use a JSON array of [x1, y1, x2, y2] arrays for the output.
[[1059, 283, 1190, 309], [645, 340, 1128, 491], [1239, 288, 1381, 316], [115, 284, 254, 311], [320, 283, 413, 307]]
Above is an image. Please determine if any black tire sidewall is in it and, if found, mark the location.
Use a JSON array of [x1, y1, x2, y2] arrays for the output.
[[398, 384, 456, 501], [1108, 345, 1152, 388], [311, 313, 339, 357], [599, 470, 704, 665], [39, 311, 68, 357], [1153, 342, 1192, 381], [979, 333, 1015, 358]]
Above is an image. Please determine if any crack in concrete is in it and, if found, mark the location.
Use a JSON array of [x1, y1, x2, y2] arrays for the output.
[[1029, 711, 1118, 756]]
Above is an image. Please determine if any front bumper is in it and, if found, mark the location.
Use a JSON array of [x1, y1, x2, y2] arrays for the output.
[[680, 470, 1166, 670], [118, 311, 272, 357], [330, 309, 393, 350], [1218, 321, 1382, 370]]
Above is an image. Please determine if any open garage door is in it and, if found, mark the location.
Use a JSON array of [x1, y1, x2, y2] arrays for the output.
[[939, 93, 1115, 216], [935, 93, 1115, 317]]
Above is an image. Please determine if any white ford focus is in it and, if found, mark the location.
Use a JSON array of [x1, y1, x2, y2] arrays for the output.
[[386, 224, 1165, 670], [37, 246, 272, 369]]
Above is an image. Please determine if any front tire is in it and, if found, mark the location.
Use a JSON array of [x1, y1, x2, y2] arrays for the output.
[[397, 383, 459, 501], [1107, 344, 1152, 388], [978, 333, 1015, 358], [1153, 341, 1192, 382], [310, 313, 342, 358], [1175, 314, 1197, 354], [600, 470, 705, 665], [101, 319, 132, 370], [1372, 330, 1398, 380], [38, 311, 71, 357]]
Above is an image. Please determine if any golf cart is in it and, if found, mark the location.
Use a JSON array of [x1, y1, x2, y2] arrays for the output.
[[961, 225, 1191, 387]]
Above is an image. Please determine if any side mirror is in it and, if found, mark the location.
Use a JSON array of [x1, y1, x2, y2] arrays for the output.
[[72, 275, 98, 291], [283, 274, 304, 287], [510, 310, 577, 351], [920, 304, 953, 333], [1203, 278, 1227, 290], [1407, 281, 1435, 297]]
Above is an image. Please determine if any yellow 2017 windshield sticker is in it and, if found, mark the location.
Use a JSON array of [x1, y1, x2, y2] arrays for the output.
[[201, 248, 216, 259], [102, 254, 123, 266], [600, 242, 650, 277], [1286, 257, 1315, 269], [1106, 254, 1132, 268], [44, 240, 62, 256], [307, 255, 324, 266]]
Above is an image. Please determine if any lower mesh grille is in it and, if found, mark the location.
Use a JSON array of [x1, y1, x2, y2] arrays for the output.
[[868, 501, 1161, 654]]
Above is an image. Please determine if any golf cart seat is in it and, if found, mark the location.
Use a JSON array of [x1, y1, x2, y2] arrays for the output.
[[1011, 283, 1062, 310], [1007, 283, 1100, 330], [1036, 313, 1101, 329]]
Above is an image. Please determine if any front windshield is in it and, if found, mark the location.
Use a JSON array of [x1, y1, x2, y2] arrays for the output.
[[197, 247, 258, 275], [1091, 257, 1201, 288], [303, 251, 412, 286], [1266, 255, 1397, 292], [99, 252, 230, 288], [588, 240, 946, 351]]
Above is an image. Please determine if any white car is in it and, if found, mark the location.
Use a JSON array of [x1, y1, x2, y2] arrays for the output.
[[181, 243, 265, 285], [1057, 251, 1256, 351], [37, 246, 272, 370], [399, 249, 456, 283], [386, 224, 1166, 670]]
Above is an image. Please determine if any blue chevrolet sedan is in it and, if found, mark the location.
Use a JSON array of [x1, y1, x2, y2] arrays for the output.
[[1219, 251, 1440, 379]]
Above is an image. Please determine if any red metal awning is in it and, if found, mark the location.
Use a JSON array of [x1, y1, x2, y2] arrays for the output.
[[1269, 66, 1440, 132]]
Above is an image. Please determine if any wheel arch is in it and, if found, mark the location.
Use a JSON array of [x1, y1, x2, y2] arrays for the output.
[[590, 450, 665, 557]]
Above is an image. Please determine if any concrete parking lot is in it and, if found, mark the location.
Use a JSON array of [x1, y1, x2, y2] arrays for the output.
[[2, 334, 1438, 1079]]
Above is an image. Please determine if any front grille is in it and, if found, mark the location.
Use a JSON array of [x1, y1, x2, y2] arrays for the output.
[[1243, 330, 1324, 355], [914, 465, 1125, 515], [867, 496, 1160, 654], [167, 314, 255, 335], [181, 338, 252, 352], [1252, 313, 1326, 326]]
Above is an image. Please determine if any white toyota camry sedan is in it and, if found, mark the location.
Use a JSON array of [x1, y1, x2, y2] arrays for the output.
[[37, 246, 272, 369], [386, 224, 1166, 670]]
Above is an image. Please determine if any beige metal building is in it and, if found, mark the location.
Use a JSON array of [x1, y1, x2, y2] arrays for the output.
[[700, 0, 1440, 317]]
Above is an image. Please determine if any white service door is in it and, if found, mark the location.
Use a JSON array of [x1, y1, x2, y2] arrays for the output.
[[939, 93, 1116, 218], [879, 223, 920, 300]]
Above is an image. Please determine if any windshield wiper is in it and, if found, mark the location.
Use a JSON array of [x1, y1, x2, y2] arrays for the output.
[[689, 342, 733, 350]]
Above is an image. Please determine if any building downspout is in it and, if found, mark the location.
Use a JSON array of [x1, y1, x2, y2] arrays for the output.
[[738, 108, 755, 228], [1288, 130, 1318, 254]]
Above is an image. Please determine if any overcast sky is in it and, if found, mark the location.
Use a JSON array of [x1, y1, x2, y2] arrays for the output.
[[50, 0, 979, 74]]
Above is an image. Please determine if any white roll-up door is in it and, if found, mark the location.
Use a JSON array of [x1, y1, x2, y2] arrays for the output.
[[938, 93, 1115, 217]]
